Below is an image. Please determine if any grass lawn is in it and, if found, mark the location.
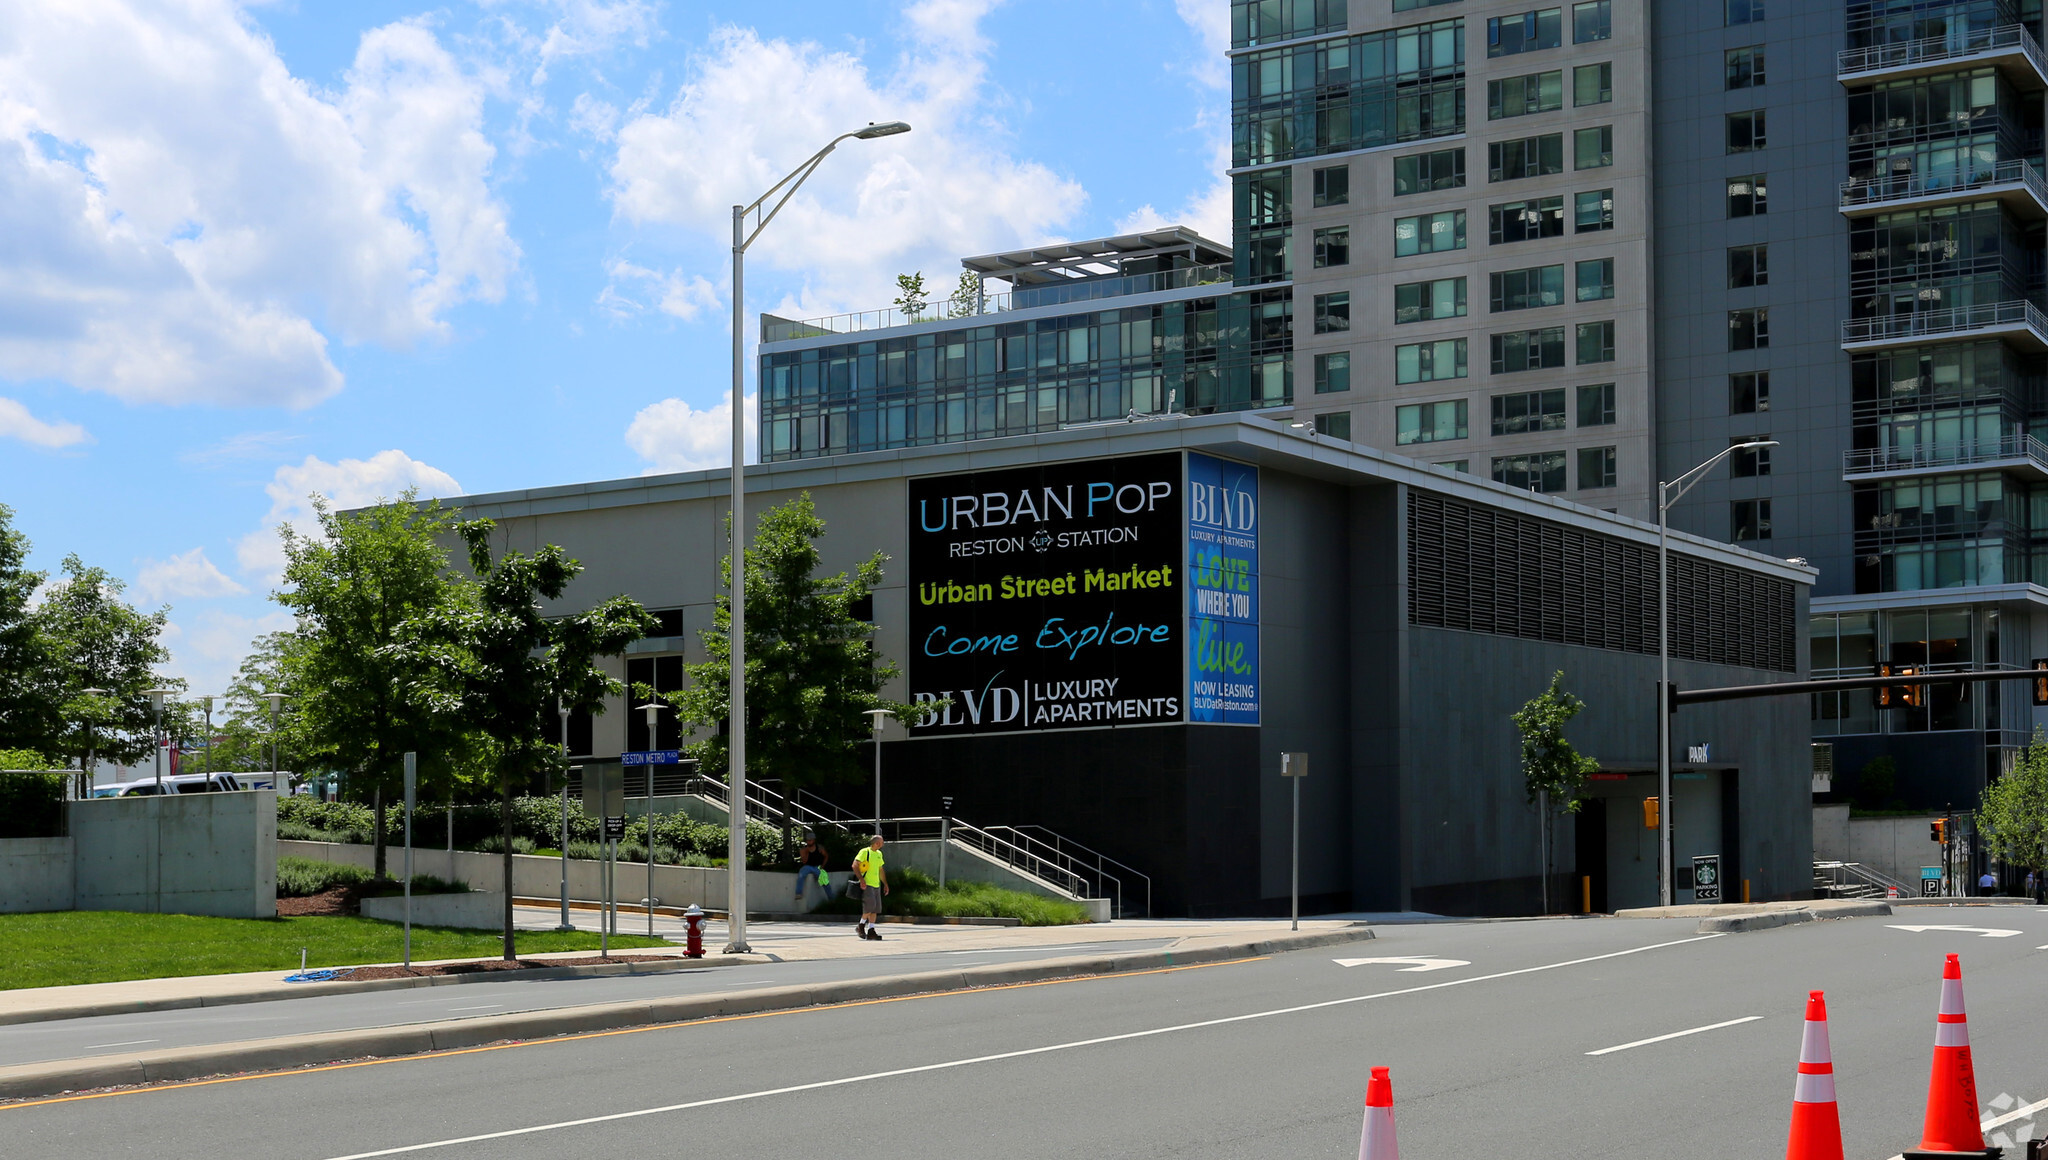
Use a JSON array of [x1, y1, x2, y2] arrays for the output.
[[0, 911, 671, 992]]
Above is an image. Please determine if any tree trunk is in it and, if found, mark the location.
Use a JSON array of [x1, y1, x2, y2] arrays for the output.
[[372, 782, 387, 879], [501, 779, 516, 961]]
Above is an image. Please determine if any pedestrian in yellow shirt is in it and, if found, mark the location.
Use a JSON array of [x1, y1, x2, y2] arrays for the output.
[[853, 835, 889, 941]]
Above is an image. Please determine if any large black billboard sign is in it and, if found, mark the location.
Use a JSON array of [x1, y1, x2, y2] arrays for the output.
[[907, 453, 1183, 735]]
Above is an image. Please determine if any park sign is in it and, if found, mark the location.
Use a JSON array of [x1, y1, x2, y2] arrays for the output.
[[905, 451, 1262, 736]]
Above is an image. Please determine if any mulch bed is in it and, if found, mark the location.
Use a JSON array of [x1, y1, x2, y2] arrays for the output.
[[345, 955, 679, 981], [277, 886, 358, 917]]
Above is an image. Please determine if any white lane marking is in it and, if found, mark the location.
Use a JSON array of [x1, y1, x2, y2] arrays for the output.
[[1888, 924, 2022, 938], [446, 1005, 503, 1012], [1334, 956, 1470, 973], [313, 933, 1725, 1160], [1585, 1016, 1763, 1056], [82, 1039, 159, 1050]]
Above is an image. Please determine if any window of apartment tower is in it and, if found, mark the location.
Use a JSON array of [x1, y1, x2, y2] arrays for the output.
[[1730, 370, 1770, 413], [1314, 226, 1350, 268], [1488, 70, 1564, 119], [1490, 135, 1565, 181], [1732, 498, 1772, 542], [1397, 399, 1470, 443], [1395, 276, 1468, 323], [1729, 307, 1769, 350], [1394, 148, 1465, 195], [1493, 451, 1568, 492], [1313, 164, 1349, 207], [1577, 382, 1615, 425], [1726, 0, 1763, 26], [1492, 387, 1567, 434], [1572, 1, 1611, 43], [1728, 244, 1768, 288], [1576, 320, 1616, 363], [1727, 173, 1767, 216], [1578, 446, 1617, 489], [1491, 265, 1565, 312], [1575, 189, 1614, 232], [1576, 257, 1615, 301], [1574, 125, 1613, 169], [1491, 328, 1566, 373], [1726, 110, 1767, 152], [1396, 339, 1468, 384], [1726, 45, 1765, 89], [1488, 8, 1563, 57], [1731, 435, 1772, 477], [1573, 62, 1612, 106], [1314, 411, 1352, 439], [1314, 352, 1351, 394], [1314, 292, 1351, 333]]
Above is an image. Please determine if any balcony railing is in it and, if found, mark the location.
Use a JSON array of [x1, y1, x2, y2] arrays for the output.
[[761, 262, 1235, 343], [1838, 23, 2048, 82], [1840, 299, 2048, 348], [1839, 157, 2048, 211], [1842, 431, 2048, 477]]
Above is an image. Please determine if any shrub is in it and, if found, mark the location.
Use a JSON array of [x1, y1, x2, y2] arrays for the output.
[[474, 834, 536, 856], [0, 770, 65, 839], [277, 856, 374, 897], [359, 871, 471, 897], [811, 864, 1091, 926]]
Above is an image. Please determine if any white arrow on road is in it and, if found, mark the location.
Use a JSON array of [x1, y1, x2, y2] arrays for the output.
[[1887, 924, 2022, 939], [1334, 956, 1471, 973]]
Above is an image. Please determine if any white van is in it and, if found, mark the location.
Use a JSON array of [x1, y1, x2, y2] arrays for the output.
[[93, 773, 244, 796]]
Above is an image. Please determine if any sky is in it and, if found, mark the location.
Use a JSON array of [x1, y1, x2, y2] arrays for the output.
[[0, 0, 1231, 699]]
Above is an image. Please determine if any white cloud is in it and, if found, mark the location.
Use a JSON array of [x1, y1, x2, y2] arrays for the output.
[[0, 395, 89, 448], [625, 391, 757, 474], [178, 429, 300, 466], [159, 607, 294, 701], [597, 258, 720, 320], [236, 450, 463, 582], [1115, 0, 1231, 244], [0, 1, 520, 407], [135, 547, 246, 605], [604, 0, 1086, 319]]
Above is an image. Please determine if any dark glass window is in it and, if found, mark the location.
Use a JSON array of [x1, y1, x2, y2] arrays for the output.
[[1396, 339, 1468, 383], [1728, 244, 1768, 288], [1314, 292, 1351, 333], [1576, 320, 1616, 363], [1490, 327, 1566, 373], [1492, 387, 1567, 434], [1396, 399, 1469, 443], [1488, 8, 1562, 57], [1572, 0, 1611, 43], [1732, 498, 1772, 542], [1726, 173, 1767, 217], [1313, 226, 1351, 268], [1490, 196, 1565, 243], [1393, 0, 1455, 10], [1726, 45, 1765, 89], [1395, 209, 1467, 255], [1574, 189, 1614, 232], [1489, 133, 1564, 180], [1314, 410, 1352, 438], [1729, 308, 1769, 350], [1314, 352, 1351, 393], [1490, 265, 1566, 311], [1576, 257, 1615, 301], [1726, 110, 1766, 153], [1577, 445, 1617, 489], [1492, 451, 1568, 492], [1488, 70, 1563, 119], [1726, 0, 1762, 26], [624, 655, 685, 751], [1573, 62, 1611, 106], [1232, 0, 1349, 47], [1577, 381, 1615, 426], [1730, 370, 1769, 413], [1731, 435, 1772, 477], [1574, 125, 1613, 169], [1313, 164, 1349, 207], [1394, 148, 1465, 195], [1395, 276, 1468, 323]]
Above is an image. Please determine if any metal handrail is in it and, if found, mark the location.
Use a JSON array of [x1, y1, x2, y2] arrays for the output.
[[1840, 299, 2048, 346], [761, 263, 1235, 342], [1839, 157, 2048, 209], [986, 824, 1152, 918], [1837, 23, 2048, 78], [1842, 431, 2048, 475], [870, 815, 1097, 900], [1814, 859, 1914, 898]]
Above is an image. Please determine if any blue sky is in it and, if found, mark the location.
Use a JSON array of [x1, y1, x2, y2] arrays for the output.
[[0, 0, 1229, 697]]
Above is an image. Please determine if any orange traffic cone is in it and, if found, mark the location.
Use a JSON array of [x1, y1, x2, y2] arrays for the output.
[[1907, 953, 1992, 1158], [1786, 991, 1844, 1160], [1358, 1066, 1398, 1160]]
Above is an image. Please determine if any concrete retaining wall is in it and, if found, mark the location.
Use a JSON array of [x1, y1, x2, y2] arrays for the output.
[[0, 837, 75, 913], [359, 891, 506, 930], [71, 791, 276, 918], [1811, 804, 1947, 888], [886, 839, 1113, 921]]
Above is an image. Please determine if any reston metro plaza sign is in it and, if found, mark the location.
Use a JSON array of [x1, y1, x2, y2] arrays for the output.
[[906, 451, 1260, 736]]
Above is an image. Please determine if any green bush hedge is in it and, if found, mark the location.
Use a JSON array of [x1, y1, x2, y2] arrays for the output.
[[813, 866, 1093, 926], [276, 856, 470, 898], [0, 771, 65, 840]]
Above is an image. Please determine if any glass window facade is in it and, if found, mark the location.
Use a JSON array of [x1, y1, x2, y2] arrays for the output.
[[1732, 498, 1772, 542], [1488, 9, 1562, 57], [1489, 134, 1565, 181], [1396, 276, 1468, 323], [1488, 70, 1563, 119], [1491, 196, 1564, 243], [1231, 0, 1349, 47], [1233, 18, 1465, 167], [1572, 0, 1612, 42], [1396, 209, 1468, 255], [1314, 291, 1351, 333], [1728, 244, 1768, 288], [1728, 308, 1769, 351], [1315, 410, 1352, 438], [1812, 607, 1999, 736], [1396, 398, 1469, 443], [1727, 173, 1767, 217], [1731, 370, 1770, 413], [1575, 188, 1615, 232], [1313, 225, 1351, 267], [1491, 327, 1567, 373], [1315, 351, 1351, 393], [1576, 257, 1615, 301], [1726, 45, 1765, 89], [1573, 62, 1612, 106], [1490, 264, 1566, 312], [1578, 381, 1615, 425], [1577, 320, 1616, 363], [1394, 148, 1465, 195], [1578, 445, 1617, 488], [1852, 471, 2044, 592], [1492, 451, 1568, 491], [1491, 387, 1567, 434], [1727, 109, 1767, 152], [1574, 125, 1614, 169], [1313, 164, 1349, 207], [1396, 338, 1469, 383]]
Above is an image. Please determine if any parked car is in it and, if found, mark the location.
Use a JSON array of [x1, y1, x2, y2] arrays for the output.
[[92, 773, 245, 796]]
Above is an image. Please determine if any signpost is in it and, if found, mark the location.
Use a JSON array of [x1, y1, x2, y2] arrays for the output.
[[1281, 752, 1308, 931], [402, 752, 416, 969], [1691, 854, 1721, 903], [1921, 866, 1943, 897]]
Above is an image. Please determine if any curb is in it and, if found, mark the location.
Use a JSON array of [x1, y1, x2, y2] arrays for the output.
[[1696, 900, 1891, 933], [0, 954, 771, 1029], [0, 925, 1374, 1102]]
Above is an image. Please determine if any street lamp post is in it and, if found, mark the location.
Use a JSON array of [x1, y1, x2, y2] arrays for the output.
[[1656, 439, 1779, 906], [79, 688, 108, 799], [638, 702, 667, 939], [863, 709, 894, 837], [725, 119, 910, 953], [556, 703, 575, 932], [261, 692, 289, 789], [198, 696, 215, 779], [143, 689, 176, 791]]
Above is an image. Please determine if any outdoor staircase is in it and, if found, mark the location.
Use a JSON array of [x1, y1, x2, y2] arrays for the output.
[[1812, 859, 1906, 901]]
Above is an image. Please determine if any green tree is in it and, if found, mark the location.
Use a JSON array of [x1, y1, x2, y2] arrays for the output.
[[204, 632, 314, 776], [660, 492, 923, 796], [1854, 755, 1898, 812], [0, 504, 52, 754], [411, 519, 654, 959], [1979, 729, 2048, 895], [1512, 671, 1599, 914], [946, 271, 981, 318], [893, 271, 929, 319], [35, 555, 177, 771], [277, 495, 471, 876]]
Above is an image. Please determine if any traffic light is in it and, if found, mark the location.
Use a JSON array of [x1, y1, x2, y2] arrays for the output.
[[1642, 796, 1659, 829], [2033, 659, 2048, 707], [1930, 818, 1948, 845], [1879, 663, 1923, 708]]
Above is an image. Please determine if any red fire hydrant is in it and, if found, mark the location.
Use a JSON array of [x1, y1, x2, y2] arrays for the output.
[[683, 903, 705, 958]]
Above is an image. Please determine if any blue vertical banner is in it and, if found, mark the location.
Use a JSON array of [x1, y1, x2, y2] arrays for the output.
[[1186, 453, 1259, 724]]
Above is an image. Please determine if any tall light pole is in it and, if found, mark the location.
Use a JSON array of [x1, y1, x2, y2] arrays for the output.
[[198, 695, 215, 779], [143, 689, 176, 791], [261, 692, 288, 789], [1657, 439, 1779, 906], [726, 119, 911, 953], [863, 708, 894, 837], [638, 702, 667, 939], [79, 688, 108, 799], [556, 702, 575, 932]]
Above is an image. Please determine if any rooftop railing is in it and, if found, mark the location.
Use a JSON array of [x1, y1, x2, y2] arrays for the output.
[[1840, 299, 2048, 347], [761, 262, 1235, 343], [1839, 157, 2048, 210], [1837, 23, 2048, 80], [1842, 431, 2048, 476]]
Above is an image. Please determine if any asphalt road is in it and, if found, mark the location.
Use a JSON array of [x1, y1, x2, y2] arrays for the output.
[[8, 909, 2047, 1159], [0, 929, 1168, 1068]]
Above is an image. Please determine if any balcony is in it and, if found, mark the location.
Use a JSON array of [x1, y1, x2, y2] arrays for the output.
[[1839, 158, 2048, 221], [1840, 300, 2048, 353], [1842, 431, 2048, 481], [760, 262, 1235, 343], [1838, 24, 2048, 90]]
